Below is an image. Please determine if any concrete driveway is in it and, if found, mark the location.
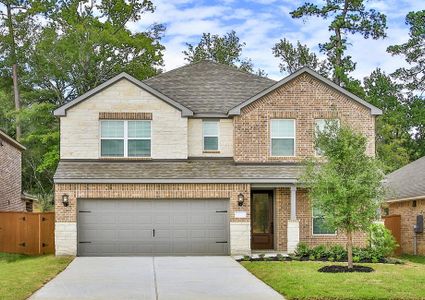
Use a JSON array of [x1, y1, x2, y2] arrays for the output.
[[30, 257, 283, 300]]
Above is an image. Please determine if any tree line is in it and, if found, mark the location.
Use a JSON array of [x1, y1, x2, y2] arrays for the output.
[[0, 0, 424, 202]]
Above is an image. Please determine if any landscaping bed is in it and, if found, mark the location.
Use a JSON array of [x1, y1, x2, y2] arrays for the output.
[[0, 253, 73, 300]]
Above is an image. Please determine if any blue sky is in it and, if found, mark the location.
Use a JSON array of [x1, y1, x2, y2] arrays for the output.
[[131, 0, 424, 80]]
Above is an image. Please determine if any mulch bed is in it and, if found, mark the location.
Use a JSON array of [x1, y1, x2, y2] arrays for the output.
[[318, 265, 374, 273]]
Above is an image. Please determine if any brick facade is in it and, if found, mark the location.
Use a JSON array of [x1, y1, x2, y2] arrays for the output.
[[274, 187, 365, 251], [388, 199, 425, 255], [234, 73, 376, 162], [0, 137, 25, 211], [55, 183, 250, 223]]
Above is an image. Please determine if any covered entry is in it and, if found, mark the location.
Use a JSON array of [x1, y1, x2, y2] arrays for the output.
[[77, 199, 229, 256]]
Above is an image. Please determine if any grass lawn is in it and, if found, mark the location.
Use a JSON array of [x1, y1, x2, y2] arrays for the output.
[[0, 253, 73, 300], [241, 260, 425, 299]]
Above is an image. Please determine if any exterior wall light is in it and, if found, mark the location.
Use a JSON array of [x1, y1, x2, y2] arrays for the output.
[[62, 194, 69, 207], [237, 193, 245, 207]]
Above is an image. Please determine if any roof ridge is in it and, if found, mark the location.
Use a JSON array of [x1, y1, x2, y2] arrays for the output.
[[145, 60, 275, 83]]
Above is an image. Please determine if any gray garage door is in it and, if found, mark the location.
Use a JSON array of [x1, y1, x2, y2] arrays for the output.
[[77, 199, 229, 256]]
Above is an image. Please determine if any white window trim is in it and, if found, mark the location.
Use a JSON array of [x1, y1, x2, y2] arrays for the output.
[[99, 120, 152, 158], [311, 207, 337, 236], [314, 118, 340, 157], [270, 119, 296, 157], [202, 120, 220, 152]]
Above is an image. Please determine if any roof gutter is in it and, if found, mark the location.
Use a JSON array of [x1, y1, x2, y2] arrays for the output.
[[386, 195, 425, 203], [54, 178, 298, 184]]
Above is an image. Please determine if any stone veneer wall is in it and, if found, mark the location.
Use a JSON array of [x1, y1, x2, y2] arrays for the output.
[[388, 199, 425, 255], [0, 139, 24, 211], [274, 187, 366, 251], [233, 73, 376, 163], [54, 183, 251, 255]]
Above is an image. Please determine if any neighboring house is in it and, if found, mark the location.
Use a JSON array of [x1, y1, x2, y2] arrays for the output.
[[385, 156, 425, 255], [0, 130, 34, 212], [53, 61, 382, 256]]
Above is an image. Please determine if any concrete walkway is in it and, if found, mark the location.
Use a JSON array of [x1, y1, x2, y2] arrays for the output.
[[30, 257, 283, 300]]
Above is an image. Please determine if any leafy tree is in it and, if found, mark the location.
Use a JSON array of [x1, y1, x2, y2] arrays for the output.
[[183, 30, 265, 76], [387, 10, 425, 93], [28, 0, 165, 105], [291, 0, 387, 86], [272, 38, 329, 75], [363, 69, 411, 172], [302, 122, 384, 269], [0, 0, 50, 139]]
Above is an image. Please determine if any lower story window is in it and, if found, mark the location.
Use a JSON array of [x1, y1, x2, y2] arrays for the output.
[[312, 207, 336, 235]]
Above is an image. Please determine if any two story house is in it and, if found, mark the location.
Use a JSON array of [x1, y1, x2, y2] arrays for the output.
[[53, 61, 382, 256]]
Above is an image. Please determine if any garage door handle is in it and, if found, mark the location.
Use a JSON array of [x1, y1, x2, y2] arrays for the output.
[[216, 210, 227, 213], [79, 210, 91, 213], [152, 229, 155, 237], [215, 241, 228, 244], [79, 241, 91, 244]]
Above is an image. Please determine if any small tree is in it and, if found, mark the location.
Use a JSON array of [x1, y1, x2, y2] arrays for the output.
[[302, 122, 384, 269]]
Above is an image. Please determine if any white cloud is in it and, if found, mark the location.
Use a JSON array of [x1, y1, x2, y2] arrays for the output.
[[127, 0, 423, 81]]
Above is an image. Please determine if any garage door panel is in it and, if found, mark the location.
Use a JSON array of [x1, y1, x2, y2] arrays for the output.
[[77, 199, 229, 256]]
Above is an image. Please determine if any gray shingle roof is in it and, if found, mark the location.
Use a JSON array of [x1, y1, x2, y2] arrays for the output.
[[385, 156, 425, 201], [54, 159, 304, 184], [143, 61, 275, 114]]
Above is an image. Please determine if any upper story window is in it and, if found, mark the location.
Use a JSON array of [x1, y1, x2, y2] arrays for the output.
[[203, 120, 219, 151], [312, 207, 336, 235], [270, 119, 295, 156], [100, 120, 151, 157], [314, 119, 339, 156]]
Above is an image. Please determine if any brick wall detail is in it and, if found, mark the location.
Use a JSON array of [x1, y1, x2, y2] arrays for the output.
[[55, 183, 251, 224], [234, 73, 376, 162], [388, 199, 425, 255], [0, 139, 24, 211], [275, 187, 366, 251]]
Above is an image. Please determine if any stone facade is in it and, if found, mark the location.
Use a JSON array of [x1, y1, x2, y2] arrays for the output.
[[188, 118, 234, 157], [233, 73, 376, 162], [0, 136, 25, 211], [388, 199, 425, 255], [60, 79, 188, 160]]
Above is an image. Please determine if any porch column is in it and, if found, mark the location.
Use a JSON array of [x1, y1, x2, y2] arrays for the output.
[[287, 185, 300, 254]]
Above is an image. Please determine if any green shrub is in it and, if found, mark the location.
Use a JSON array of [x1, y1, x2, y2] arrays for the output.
[[329, 245, 346, 260], [353, 256, 360, 263], [368, 223, 398, 257], [309, 254, 316, 261], [295, 243, 310, 257], [312, 245, 328, 259], [258, 253, 265, 260], [242, 255, 251, 261]]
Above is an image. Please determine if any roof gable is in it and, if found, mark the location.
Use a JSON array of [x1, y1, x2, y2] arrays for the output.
[[228, 67, 382, 116], [53, 73, 193, 117]]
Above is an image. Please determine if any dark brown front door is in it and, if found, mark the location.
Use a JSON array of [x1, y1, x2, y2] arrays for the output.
[[251, 191, 274, 249]]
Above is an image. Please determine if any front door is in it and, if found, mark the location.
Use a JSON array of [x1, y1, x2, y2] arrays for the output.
[[251, 191, 274, 249]]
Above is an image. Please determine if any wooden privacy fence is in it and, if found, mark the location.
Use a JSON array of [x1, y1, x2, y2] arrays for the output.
[[383, 214, 402, 256], [0, 212, 55, 255]]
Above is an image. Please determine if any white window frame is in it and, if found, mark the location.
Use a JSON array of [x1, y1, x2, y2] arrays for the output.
[[202, 120, 220, 152], [270, 119, 296, 157], [312, 207, 337, 236], [100, 120, 152, 158], [314, 119, 340, 157]]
